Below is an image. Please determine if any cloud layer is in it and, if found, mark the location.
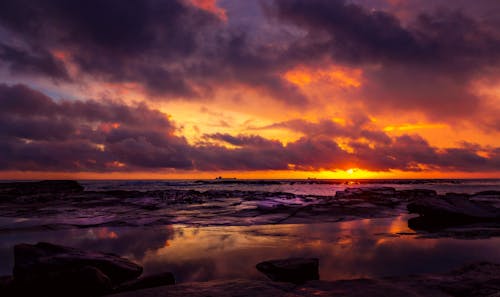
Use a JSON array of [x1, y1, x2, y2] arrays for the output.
[[0, 0, 499, 175], [1, 84, 498, 173]]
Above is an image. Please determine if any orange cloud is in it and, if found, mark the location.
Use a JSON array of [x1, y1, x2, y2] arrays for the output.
[[188, 0, 227, 21], [383, 123, 447, 132], [98, 122, 121, 133], [284, 66, 362, 88]]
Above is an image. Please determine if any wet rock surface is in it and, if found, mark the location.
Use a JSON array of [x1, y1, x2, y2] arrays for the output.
[[115, 272, 175, 293], [14, 242, 143, 285], [407, 191, 500, 238], [0, 181, 499, 239], [0, 180, 84, 202], [110, 262, 500, 297], [1, 242, 176, 296], [256, 257, 319, 283], [0, 181, 429, 230]]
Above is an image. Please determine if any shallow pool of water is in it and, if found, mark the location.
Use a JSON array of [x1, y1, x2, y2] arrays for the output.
[[1, 215, 499, 282]]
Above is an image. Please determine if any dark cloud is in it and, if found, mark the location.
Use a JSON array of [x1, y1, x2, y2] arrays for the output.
[[268, 0, 500, 119], [0, 43, 70, 80], [203, 133, 282, 148], [2, 0, 499, 119], [260, 118, 392, 144], [0, 83, 192, 171], [0, 0, 308, 105], [1, 84, 499, 173], [270, 0, 500, 71]]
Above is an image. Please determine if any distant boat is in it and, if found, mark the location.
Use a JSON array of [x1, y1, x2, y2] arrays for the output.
[[215, 176, 237, 180]]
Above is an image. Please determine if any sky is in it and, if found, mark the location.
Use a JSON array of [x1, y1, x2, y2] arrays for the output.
[[0, 0, 499, 179]]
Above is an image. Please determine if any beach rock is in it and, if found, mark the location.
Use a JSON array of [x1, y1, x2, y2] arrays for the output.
[[407, 195, 500, 235], [0, 180, 83, 196], [111, 262, 500, 297], [0, 275, 14, 296], [13, 242, 143, 288], [256, 258, 319, 283], [52, 265, 113, 296], [399, 189, 438, 200], [0, 180, 84, 202], [407, 196, 500, 221], [115, 272, 175, 292], [438, 262, 500, 297]]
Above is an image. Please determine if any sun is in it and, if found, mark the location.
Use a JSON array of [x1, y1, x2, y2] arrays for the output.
[[346, 168, 355, 175]]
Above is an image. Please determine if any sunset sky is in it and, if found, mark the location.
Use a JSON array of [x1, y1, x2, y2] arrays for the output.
[[0, 0, 499, 179]]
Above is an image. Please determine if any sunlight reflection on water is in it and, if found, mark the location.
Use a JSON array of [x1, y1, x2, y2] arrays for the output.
[[1, 215, 499, 282]]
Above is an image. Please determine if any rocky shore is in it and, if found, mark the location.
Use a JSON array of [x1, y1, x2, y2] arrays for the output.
[[1, 181, 500, 296], [0, 242, 175, 296], [110, 262, 500, 297], [1, 181, 499, 238], [1, 241, 499, 297]]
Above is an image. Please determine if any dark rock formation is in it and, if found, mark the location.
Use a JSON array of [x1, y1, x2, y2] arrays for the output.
[[110, 262, 500, 297], [409, 196, 499, 219], [0, 276, 14, 295], [407, 193, 500, 237], [1, 242, 179, 296], [12, 242, 142, 296], [0, 182, 497, 233], [256, 258, 319, 283], [115, 272, 175, 292], [14, 242, 143, 284], [408, 195, 500, 228], [0, 180, 83, 195], [0, 180, 84, 202]]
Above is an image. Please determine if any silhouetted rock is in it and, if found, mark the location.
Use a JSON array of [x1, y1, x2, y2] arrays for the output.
[[111, 262, 500, 297], [256, 258, 319, 283], [0, 275, 14, 296], [407, 195, 500, 237], [0, 180, 83, 195], [13, 242, 142, 294], [408, 196, 500, 221], [0, 180, 84, 202], [116, 272, 175, 292]]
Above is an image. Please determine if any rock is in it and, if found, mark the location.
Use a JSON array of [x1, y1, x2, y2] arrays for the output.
[[49, 265, 113, 296], [116, 272, 175, 292], [0, 180, 84, 202], [407, 195, 500, 235], [13, 242, 142, 290], [334, 187, 430, 207], [438, 262, 500, 297], [407, 196, 500, 222], [0, 275, 14, 296], [0, 180, 83, 196], [110, 262, 500, 297], [9, 265, 113, 296], [256, 258, 319, 283], [399, 189, 438, 200]]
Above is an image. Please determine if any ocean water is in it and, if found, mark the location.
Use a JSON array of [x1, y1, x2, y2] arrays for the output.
[[80, 178, 500, 195], [1, 216, 500, 280]]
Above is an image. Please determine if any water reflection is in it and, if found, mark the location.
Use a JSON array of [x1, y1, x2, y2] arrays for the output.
[[1, 216, 499, 282]]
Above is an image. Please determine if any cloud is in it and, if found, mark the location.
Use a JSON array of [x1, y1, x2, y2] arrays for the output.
[[0, 43, 70, 80], [267, 0, 500, 120], [259, 117, 392, 144], [2, 0, 499, 123], [0, 0, 308, 105], [0, 83, 192, 171], [0, 84, 499, 173]]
